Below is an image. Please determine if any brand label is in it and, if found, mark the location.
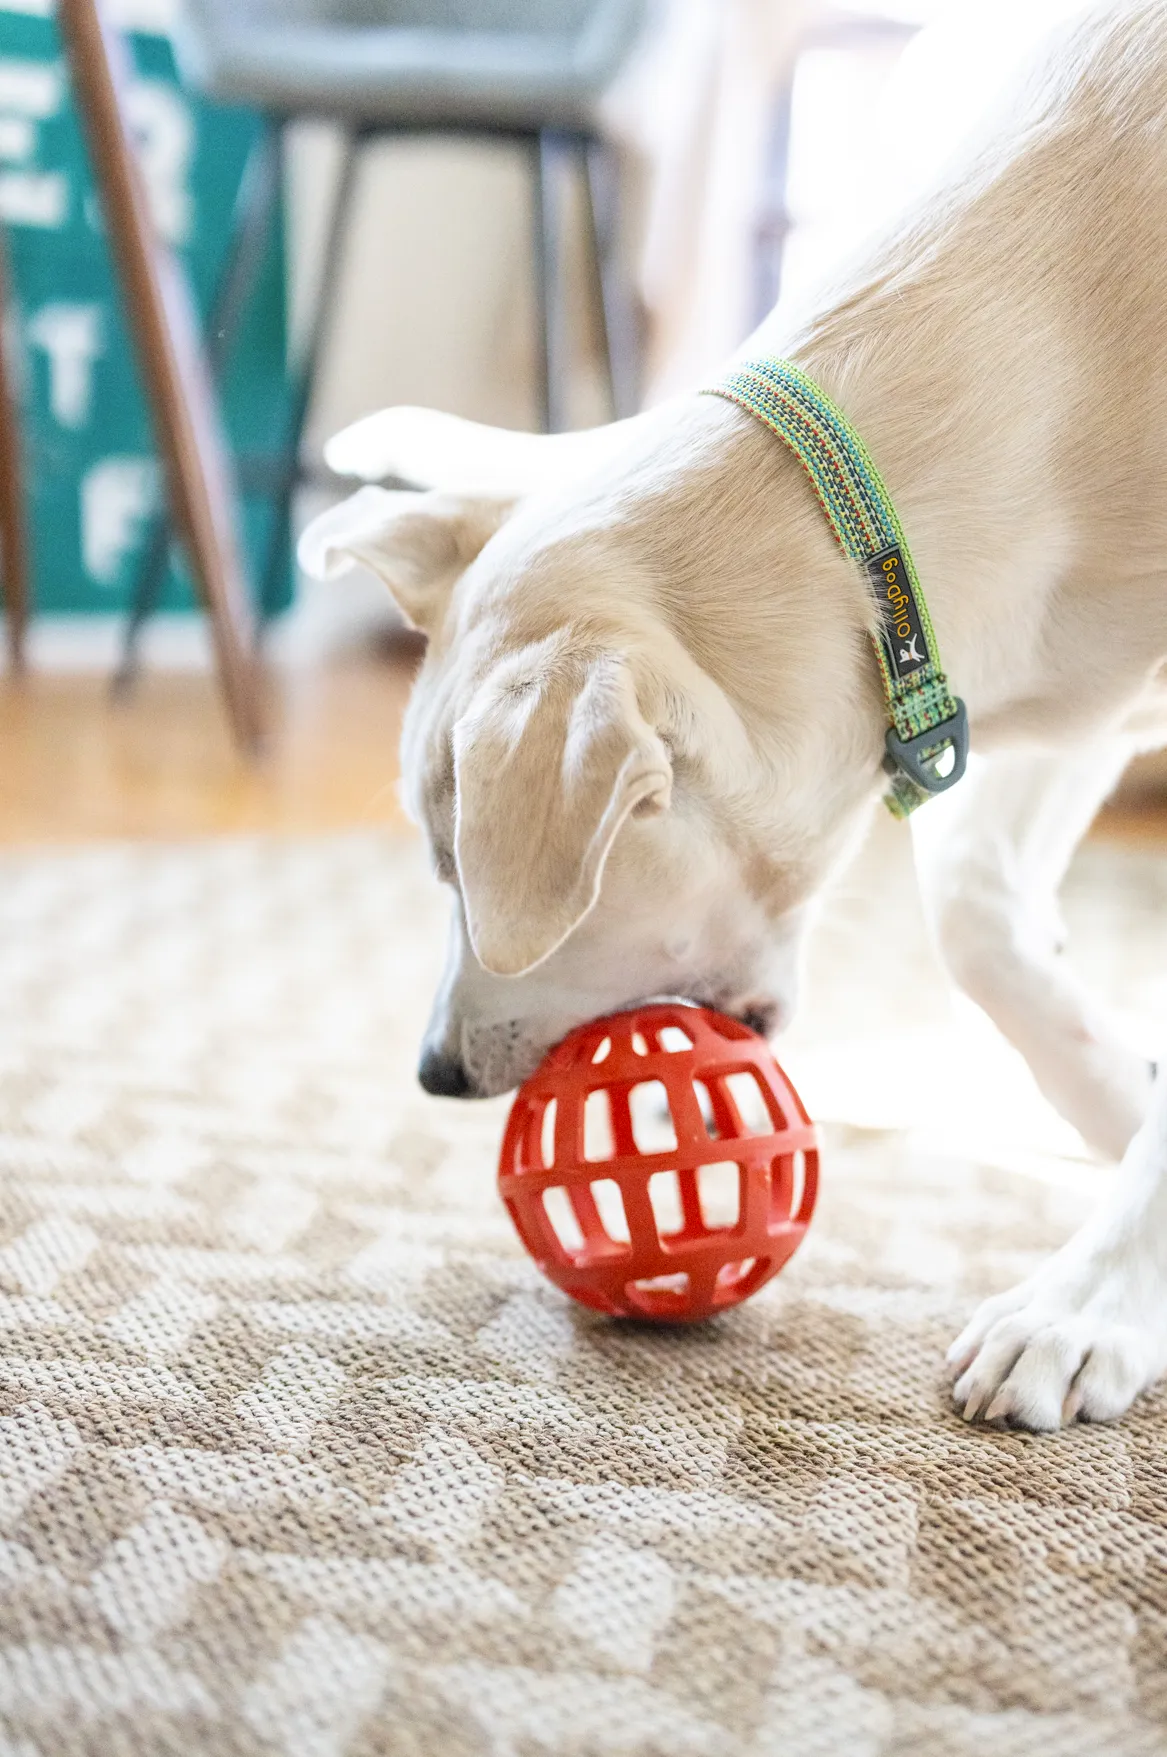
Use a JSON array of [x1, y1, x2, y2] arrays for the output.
[[867, 545, 929, 680]]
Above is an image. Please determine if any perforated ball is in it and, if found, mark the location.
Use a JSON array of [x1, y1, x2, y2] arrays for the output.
[[497, 1003, 818, 1322]]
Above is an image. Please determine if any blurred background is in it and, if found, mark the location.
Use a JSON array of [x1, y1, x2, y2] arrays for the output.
[[0, 0, 1160, 843]]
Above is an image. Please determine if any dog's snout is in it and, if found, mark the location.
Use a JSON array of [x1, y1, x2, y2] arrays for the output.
[[417, 1046, 473, 1098], [739, 1000, 782, 1038]]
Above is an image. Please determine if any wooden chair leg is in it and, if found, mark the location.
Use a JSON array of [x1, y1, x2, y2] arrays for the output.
[[116, 121, 284, 691], [0, 230, 28, 672], [56, 0, 265, 751]]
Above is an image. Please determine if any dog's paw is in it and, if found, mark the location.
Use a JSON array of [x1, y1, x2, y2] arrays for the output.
[[946, 1261, 1167, 1431]]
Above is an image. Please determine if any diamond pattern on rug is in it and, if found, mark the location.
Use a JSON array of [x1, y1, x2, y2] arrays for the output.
[[0, 829, 1165, 1756]]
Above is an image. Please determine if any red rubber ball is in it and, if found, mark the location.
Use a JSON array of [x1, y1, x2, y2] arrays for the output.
[[498, 1002, 818, 1322]]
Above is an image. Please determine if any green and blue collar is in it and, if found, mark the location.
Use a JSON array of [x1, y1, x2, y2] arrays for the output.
[[705, 358, 967, 818]]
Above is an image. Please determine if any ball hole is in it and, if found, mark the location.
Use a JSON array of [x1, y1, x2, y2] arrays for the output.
[[716, 1257, 757, 1289], [658, 1025, 694, 1053], [626, 1272, 690, 1314], [648, 1169, 684, 1237], [590, 1178, 630, 1244], [583, 1089, 615, 1161], [791, 1149, 806, 1217], [539, 1098, 557, 1170], [693, 1080, 719, 1137], [591, 1036, 611, 1065], [713, 1257, 766, 1303], [724, 1071, 776, 1136], [770, 1150, 807, 1226], [631, 1031, 649, 1056], [697, 1160, 741, 1230], [629, 1081, 676, 1154], [542, 1186, 584, 1254]]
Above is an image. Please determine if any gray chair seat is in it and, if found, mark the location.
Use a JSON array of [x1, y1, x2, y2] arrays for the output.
[[177, 0, 646, 131]]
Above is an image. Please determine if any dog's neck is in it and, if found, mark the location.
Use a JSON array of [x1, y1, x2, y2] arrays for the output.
[[780, 316, 1062, 749], [628, 298, 1059, 795], [735, 48, 1167, 757]]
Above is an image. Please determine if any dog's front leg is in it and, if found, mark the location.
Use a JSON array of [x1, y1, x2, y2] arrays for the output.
[[946, 1073, 1167, 1427], [913, 744, 1153, 1162], [912, 742, 1167, 1427]]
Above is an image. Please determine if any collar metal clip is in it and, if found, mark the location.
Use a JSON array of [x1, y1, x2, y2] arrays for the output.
[[884, 699, 969, 796]]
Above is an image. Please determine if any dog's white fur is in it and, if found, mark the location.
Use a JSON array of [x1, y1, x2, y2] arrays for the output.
[[300, 2, 1167, 1431]]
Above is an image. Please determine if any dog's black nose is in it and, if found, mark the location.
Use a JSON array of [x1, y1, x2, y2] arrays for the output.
[[418, 1048, 472, 1097]]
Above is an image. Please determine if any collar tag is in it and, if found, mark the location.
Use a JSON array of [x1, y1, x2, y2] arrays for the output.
[[867, 544, 930, 681], [703, 359, 968, 817]]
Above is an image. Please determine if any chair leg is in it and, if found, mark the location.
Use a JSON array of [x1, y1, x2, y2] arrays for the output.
[[0, 229, 28, 671], [256, 129, 361, 633], [206, 121, 285, 384], [57, 0, 264, 751], [112, 516, 170, 695], [531, 130, 571, 434], [580, 135, 640, 421], [753, 79, 795, 327], [115, 120, 284, 692]]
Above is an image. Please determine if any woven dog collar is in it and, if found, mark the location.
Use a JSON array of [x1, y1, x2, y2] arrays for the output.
[[705, 358, 968, 817]]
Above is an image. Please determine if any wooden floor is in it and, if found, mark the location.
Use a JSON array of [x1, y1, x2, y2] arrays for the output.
[[0, 647, 1164, 848], [0, 650, 419, 844]]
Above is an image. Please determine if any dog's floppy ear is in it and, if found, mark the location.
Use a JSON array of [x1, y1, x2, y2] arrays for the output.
[[454, 655, 672, 977], [296, 485, 512, 633], [324, 405, 652, 495]]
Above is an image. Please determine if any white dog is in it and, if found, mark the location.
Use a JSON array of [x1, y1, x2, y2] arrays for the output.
[[299, 1, 1167, 1432]]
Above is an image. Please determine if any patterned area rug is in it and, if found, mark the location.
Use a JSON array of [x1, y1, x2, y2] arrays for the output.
[[2, 827, 1167, 1757]]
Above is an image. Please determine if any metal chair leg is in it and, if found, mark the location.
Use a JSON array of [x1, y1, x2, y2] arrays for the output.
[[0, 229, 28, 671], [111, 516, 170, 694], [531, 130, 571, 434], [58, 0, 264, 751], [580, 134, 640, 420], [256, 130, 361, 634], [753, 80, 795, 327], [115, 119, 283, 691]]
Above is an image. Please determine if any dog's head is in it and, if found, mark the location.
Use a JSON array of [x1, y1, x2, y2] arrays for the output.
[[300, 400, 883, 1095]]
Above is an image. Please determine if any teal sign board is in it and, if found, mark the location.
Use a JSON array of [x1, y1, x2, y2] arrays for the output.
[[0, 0, 290, 615]]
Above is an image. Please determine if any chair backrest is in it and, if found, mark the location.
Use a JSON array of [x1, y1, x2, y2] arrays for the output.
[[184, 0, 611, 34]]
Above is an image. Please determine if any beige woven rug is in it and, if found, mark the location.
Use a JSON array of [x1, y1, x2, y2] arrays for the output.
[[2, 825, 1167, 1757]]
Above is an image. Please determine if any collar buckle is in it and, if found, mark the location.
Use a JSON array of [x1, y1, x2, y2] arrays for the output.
[[883, 699, 969, 796]]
